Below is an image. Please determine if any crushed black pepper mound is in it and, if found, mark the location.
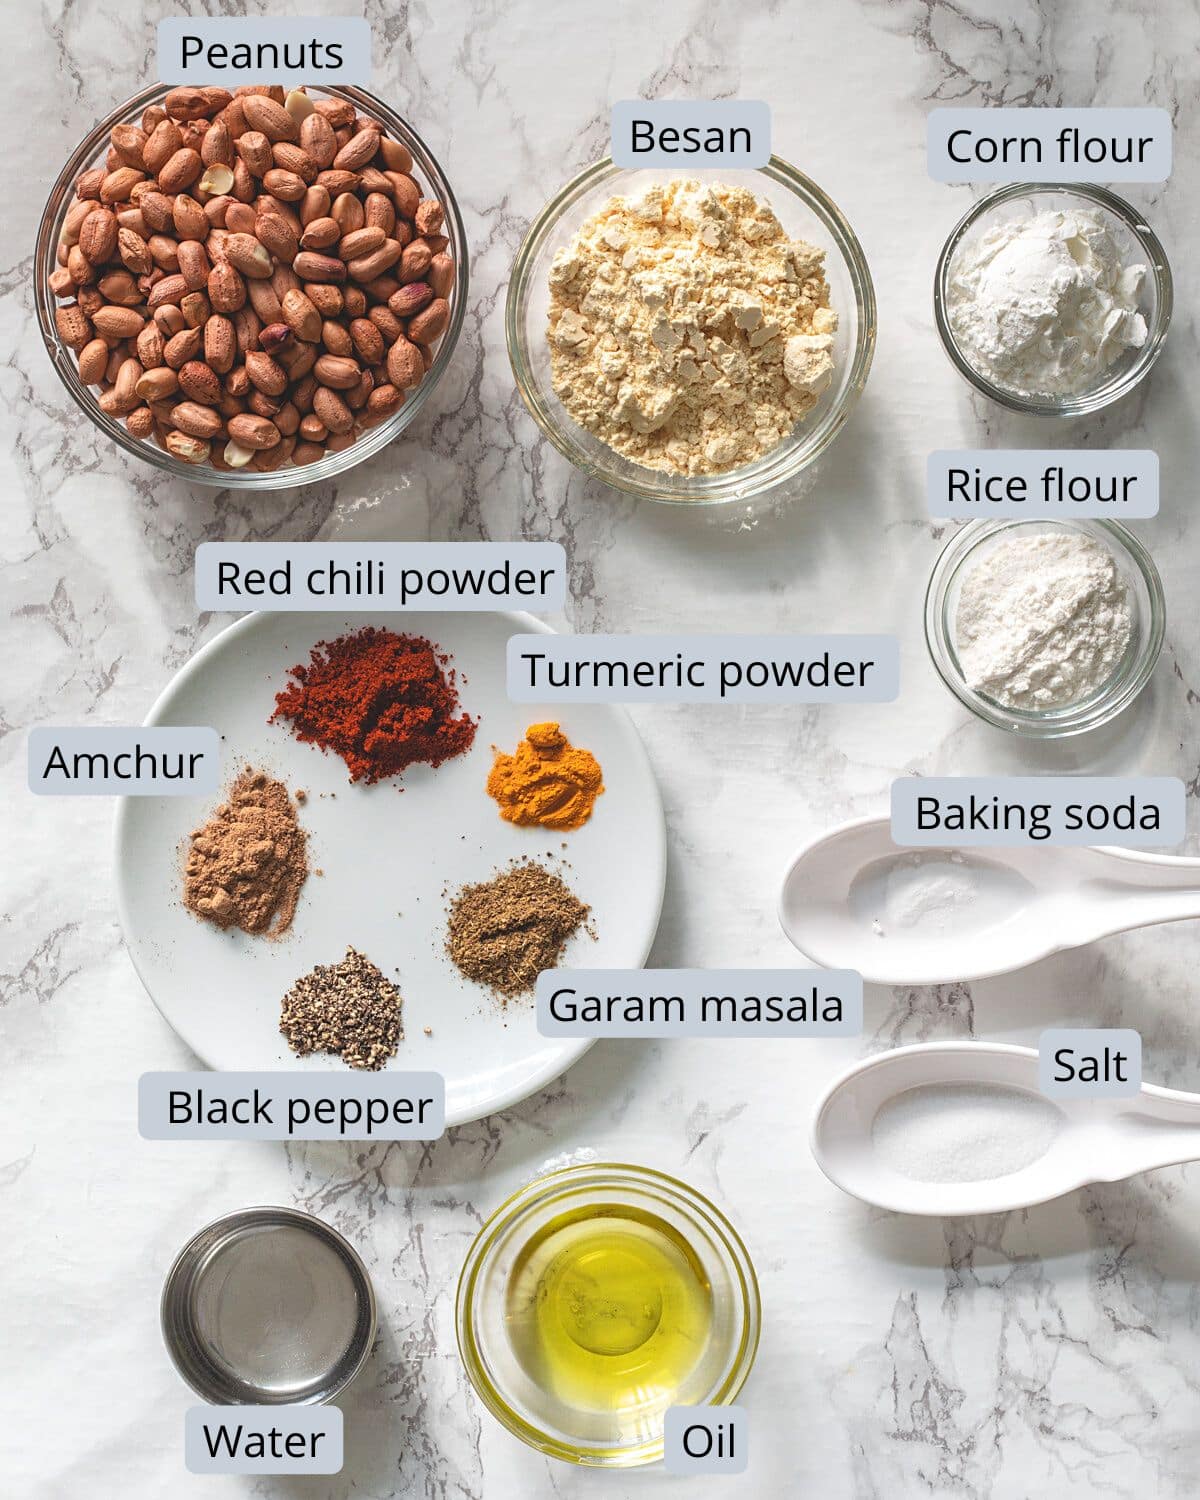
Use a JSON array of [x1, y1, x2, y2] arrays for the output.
[[445, 858, 592, 999], [279, 946, 402, 1070]]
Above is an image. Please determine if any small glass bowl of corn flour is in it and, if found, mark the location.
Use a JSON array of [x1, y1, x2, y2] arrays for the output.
[[933, 183, 1172, 416], [925, 518, 1165, 737]]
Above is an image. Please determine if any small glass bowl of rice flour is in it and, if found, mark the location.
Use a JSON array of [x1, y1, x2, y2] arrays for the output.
[[925, 518, 1165, 737], [934, 184, 1172, 415]]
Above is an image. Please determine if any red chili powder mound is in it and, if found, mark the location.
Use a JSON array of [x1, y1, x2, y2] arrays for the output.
[[271, 627, 477, 785]]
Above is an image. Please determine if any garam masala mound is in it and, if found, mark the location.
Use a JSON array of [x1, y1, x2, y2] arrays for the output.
[[446, 858, 592, 999]]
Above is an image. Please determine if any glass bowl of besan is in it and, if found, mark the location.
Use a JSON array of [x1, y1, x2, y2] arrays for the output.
[[506, 158, 876, 504]]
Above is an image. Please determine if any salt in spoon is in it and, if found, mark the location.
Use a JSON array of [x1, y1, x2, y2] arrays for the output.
[[811, 1040, 1200, 1216]]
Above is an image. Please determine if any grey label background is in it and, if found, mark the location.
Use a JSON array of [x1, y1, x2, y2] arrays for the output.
[[196, 542, 566, 611], [928, 108, 1171, 182], [139, 1072, 445, 1140], [158, 18, 371, 85], [664, 1406, 748, 1475], [28, 727, 219, 796], [611, 101, 770, 167], [891, 777, 1185, 847], [927, 450, 1159, 519], [1039, 1029, 1142, 1098], [185, 1406, 343, 1475], [507, 634, 899, 703], [536, 969, 862, 1037]]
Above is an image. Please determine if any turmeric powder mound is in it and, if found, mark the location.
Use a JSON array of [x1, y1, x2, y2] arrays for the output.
[[486, 722, 604, 831]]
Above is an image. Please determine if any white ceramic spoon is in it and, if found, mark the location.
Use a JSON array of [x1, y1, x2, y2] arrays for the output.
[[812, 1041, 1200, 1216], [779, 815, 1200, 985]]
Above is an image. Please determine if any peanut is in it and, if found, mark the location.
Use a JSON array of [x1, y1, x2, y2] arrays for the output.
[[164, 431, 211, 463], [293, 250, 346, 284], [198, 163, 235, 197], [178, 361, 221, 404], [171, 400, 223, 438], [144, 120, 183, 174], [241, 95, 298, 144], [300, 114, 337, 169], [300, 216, 341, 251], [126, 406, 155, 438], [312, 385, 353, 434], [366, 383, 404, 421], [282, 288, 321, 342], [313, 354, 360, 389], [245, 350, 288, 395], [100, 167, 145, 203], [158, 148, 203, 194], [136, 367, 180, 401], [335, 128, 383, 173], [386, 336, 424, 389], [204, 315, 236, 373], [408, 298, 450, 345], [236, 131, 274, 176], [79, 208, 119, 264], [338, 226, 386, 262], [378, 137, 413, 174], [92, 305, 145, 338], [388, 281, 433, 318], [164, 88, 212, 121], [118, 227, 153, 275], [77, 338, 110, 384], [223, 232, 274, 279], [208, 260, 247, 314], [227, 412, 281, 449], [428, 252, 455, 300]]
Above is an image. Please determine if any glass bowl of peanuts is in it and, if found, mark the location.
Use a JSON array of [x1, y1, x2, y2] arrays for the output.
[[36, 83, 466, 487]]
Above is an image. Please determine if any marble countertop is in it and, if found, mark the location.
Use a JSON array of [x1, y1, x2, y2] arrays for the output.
[[6, 0, 1200, 1495]]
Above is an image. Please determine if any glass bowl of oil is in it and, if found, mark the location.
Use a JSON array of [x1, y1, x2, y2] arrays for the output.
[[455, 1162, 760, 1467]]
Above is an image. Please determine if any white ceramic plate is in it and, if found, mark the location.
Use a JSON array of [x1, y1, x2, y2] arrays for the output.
[[115, 610, 666, 1126]]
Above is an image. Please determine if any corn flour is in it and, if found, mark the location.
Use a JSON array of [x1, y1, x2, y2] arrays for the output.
[[946, 206, 1148, 399]]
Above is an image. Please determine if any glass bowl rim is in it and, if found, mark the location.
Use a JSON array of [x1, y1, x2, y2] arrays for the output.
[[923, 516, 1166, 738], [932, 180, 1173, 417], [505, 152, 877, 506], [34, 81, 468, 490], [454, 1160, 762, 1466]]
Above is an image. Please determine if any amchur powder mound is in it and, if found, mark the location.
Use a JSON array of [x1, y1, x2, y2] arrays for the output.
[[184, 768, 308, 938], [547, 179, 838, 477]]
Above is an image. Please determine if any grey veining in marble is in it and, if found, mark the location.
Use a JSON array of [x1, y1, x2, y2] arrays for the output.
[[5, 0, 1200, 1495]]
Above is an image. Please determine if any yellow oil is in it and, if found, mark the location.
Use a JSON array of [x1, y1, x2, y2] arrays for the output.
[[505, 1205, 713, 1418]]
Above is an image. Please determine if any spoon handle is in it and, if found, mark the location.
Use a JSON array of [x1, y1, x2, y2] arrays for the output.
[[1094, 856, 1200, 924], [1112, 1085, 1200, 1175], [1101, 849, 1200, 893], [1108, 886, 1200, 923]]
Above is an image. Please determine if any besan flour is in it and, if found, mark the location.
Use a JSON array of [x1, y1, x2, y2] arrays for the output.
[[547, 180, 837, 476]]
